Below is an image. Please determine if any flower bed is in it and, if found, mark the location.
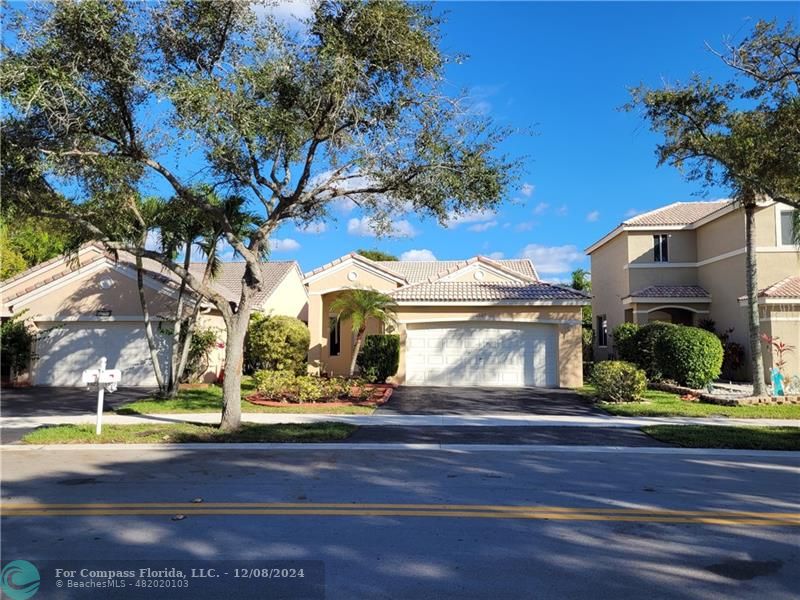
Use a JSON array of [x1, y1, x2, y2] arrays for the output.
[[649, 381, 800, 406], [246, 381, 394, 407]]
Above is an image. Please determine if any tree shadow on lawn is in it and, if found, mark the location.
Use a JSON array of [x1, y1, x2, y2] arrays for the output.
[[2, 447, 799, 598]]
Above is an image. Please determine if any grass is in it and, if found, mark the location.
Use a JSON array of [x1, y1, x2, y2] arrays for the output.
[[578, 385, 800, 419], [115, 376, 376, 415], [22, 422, 357, 445], [642, 425, 800, 450]]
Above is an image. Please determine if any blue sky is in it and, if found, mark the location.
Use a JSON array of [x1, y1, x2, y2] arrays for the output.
[[266, 1, 797, 279]]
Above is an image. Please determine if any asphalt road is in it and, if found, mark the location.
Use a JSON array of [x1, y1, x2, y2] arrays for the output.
[[1, 446, 798, 599]]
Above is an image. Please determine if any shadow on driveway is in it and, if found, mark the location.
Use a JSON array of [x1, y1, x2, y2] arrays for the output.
[[378, 386, 603, 416], [1, 387, 155, 417]]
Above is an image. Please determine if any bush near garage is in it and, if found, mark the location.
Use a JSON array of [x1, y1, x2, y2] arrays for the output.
[[245, 314, 310, 375], [654, 325, 723, 389], [591, 361, 647, 403], [612, 322, 640, 363], [356, 334, 400, 383]]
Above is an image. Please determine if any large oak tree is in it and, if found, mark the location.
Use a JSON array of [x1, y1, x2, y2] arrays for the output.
[[1, 0, 517, 429]]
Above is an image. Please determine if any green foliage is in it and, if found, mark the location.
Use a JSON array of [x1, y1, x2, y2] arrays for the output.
[[0, 311, 39, 375], [357, 249, 398, 261], [612, 323, 640, 362], [330, 289, 398, 334], [591, 361, 647, 403], [245, 314, 310, 375], [0, 217, 70, 280], [570, 268, 592, 328], [252, 371, 354, 404], [655, 326, 724, 388], [631, 322, 678, 381], [356, 335, 400, 383], [184, 328, 221, 382]]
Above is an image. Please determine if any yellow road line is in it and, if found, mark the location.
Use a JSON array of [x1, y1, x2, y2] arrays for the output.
[[3, 502, 799, 518]]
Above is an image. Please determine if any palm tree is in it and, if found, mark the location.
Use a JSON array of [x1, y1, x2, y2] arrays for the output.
[[329, 289, 398, 377]]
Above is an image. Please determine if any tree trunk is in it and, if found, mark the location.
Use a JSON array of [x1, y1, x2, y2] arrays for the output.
[[136, 255, 166, 393], [349, 327, 366, 377], [166, 242, 193, 396], [219, 311, 250, 432], [744, 202, 767, 396]]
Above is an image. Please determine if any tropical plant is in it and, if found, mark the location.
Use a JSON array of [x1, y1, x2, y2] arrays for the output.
[[183, 328, 223, 383], [570, 268, 592, 329], [245, 315, 310, 375], [591, 361, 647, 403], [2, 1, 516, 430], [330, 289, 399, 377], [627, 19, 800, 394], [761, 334, 795, 375]]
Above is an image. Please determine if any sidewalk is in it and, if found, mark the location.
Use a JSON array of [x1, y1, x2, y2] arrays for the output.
[[3, 412, 800, 429]]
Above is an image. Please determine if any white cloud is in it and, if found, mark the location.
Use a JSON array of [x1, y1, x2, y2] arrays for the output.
[[520, 183, 535, 197], [269, 238, 301, 252], [487, 251, 505, 260], [556, 204, 568, 217], [515, 221, 536, 232], [332, 197, 357, 214], [519, 244, 585, 275], [532, 202, 550, 215], [467, 220, 498, 233], [444, 209, 496, 227], [296, 221, 327, 234], [254, 0, 314, 25], [400, 249, 437, 261], [624, 208, 641, 218], [347, 216, 417, 238], [586, 210, 600, 222]]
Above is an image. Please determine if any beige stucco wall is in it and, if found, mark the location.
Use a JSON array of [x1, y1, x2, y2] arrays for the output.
[[260, 269, 309, 321], [628, 230, 697, 264], [590, 232, 629, 359], [761, 305, 800, 379]]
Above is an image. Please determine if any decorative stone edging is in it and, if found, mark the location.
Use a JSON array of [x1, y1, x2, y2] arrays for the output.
[[649, 382, 800, 406]]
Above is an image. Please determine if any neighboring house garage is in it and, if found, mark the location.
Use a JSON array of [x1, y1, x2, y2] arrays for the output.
[[305, 253, 589, 388], [0, 244, 308, 387]]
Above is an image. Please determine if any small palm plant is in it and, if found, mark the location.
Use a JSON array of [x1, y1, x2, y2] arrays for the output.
[[329, 288, 398, 377]]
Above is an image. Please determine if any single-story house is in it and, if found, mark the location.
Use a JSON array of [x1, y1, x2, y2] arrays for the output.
[[304, 253, 589, 387], [0, 244, 306, 386]]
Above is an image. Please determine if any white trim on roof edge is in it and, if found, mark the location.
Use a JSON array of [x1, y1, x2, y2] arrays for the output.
[[393, 300, 588, 306], [623, 296, 711, 305], [438, 262, 529, 283], [303, 256, 407, 285], [399, 317, 581, 325], [0, 245, 104, 293]]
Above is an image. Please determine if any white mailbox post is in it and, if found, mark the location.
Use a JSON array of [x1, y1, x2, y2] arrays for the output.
[[82, 357, 122, 435]]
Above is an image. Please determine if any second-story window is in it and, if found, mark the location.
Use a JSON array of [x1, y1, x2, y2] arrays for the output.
[[653, 234, 669, 262]]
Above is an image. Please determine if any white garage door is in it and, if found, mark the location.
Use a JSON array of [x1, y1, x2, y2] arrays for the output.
[[405, 322, 558, 387], [33, 322, 171, 387]]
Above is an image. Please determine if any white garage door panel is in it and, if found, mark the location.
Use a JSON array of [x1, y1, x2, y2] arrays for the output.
[[405, 323, 557, 387], [34, 322, 170, 387]]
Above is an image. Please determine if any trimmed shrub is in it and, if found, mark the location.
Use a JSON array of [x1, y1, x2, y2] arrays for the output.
[[655, 326, 723, 388], [245, 314, 310, 375], [252, 370, 353, 403], [356, 334, 400, 383], [632, 322, 678, 380], [591, 361, 647, 403], [612, 323, 640, 362]]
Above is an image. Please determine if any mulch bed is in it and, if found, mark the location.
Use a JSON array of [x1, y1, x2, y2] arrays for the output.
[[246, 384, 394, 408]]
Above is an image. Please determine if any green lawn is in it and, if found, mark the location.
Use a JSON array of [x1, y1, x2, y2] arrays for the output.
[[116, 377, 376, 415], [578, 385, 800, 419], [23, 422, 357, 444], [642, 425, 800, 450]]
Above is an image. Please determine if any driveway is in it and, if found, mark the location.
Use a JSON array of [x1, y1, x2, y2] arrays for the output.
[[0, 386, 155, 417], [378, 386, 603, 416]]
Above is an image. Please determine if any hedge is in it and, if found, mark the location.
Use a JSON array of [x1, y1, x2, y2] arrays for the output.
[[356, 334, 400, 383], [245, 314, 310, 375], [632, 322, 678, 381], [591, 361, 647, 402], [612, 322, 640, 363], [654, 325, 723, 388]]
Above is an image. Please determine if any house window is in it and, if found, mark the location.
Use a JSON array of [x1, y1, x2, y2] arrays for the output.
[[653, 234, 669, 262], [597, 315, 608, 347], [329, 316, 341, 356], [779, 209, 797, 246]]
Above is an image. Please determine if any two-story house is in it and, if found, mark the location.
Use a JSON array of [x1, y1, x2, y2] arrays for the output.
[[586, 199, 799, 380]]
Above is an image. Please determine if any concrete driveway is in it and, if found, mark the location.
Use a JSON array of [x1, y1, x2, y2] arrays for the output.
[[0, 386, 155, 417], [378, 386, 603, 416]]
